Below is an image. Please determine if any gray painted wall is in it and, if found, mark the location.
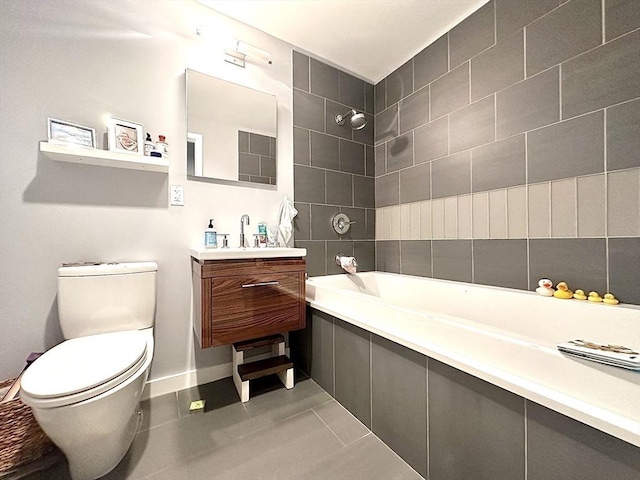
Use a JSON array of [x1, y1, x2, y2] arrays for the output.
[[374, 0, 640, 304]]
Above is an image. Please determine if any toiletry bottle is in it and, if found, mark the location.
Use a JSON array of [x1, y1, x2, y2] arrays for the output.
[[156, 135, 169, 160], [258, 223, 267, 248], [204, 219, 217, 248], [144, 133, 154, 156]]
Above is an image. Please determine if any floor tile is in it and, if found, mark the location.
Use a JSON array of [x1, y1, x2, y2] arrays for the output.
[[140, 392, 178, 432], [313, 399, 370, 446]]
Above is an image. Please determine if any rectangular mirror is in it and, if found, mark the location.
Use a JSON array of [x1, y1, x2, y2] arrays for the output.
[[186, 69, 277, 188]]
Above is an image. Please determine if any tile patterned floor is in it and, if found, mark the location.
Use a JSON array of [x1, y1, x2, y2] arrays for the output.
[[21, 375, 422, 479]]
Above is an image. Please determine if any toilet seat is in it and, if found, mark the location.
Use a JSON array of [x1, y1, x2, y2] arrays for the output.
[[20, 330, 149, 409]]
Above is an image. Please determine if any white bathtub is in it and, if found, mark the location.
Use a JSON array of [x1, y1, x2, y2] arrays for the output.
[[306, 272, 640, 447]]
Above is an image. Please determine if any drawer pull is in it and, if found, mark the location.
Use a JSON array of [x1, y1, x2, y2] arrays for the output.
[[241, 281, 280, 288]]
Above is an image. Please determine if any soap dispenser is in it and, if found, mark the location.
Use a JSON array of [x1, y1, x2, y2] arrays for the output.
[[204, 219, 217, 248]]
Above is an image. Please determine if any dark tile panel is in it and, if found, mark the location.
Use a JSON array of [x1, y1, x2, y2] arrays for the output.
[[249, 133, 271, 156], [339, 71, 365, 111], [294, 202, 310, 241], [293, 51, 310, 92], [326, 240, 354, 275], [371, 335, 428, 477], [354, 241, 376, 271], [471, 30, 524, 101], [326, 99, 354, 140], [414, 116, 449, 164], [386, 132, 413, 173], [238, 130, 249, 153], [472, 134, 526, 191], [495, 0, 560, 41], [341, 207, 367, 240], [431, 151, 471, 199], [606, 98, 640, 171], [428, 359, 525, 480], [526, 0, 602, 77], [310, 131, 339, 170], [399, 85, 430, 134], [562, 30, 640, 119], [375, 144, 386, 177], [605, 0, 640, 41], [449, 95, 496, 153], [529, 238, 607, 294], [608, 237, 640, 305], [365, 82, 375, 114], [334, 319, 371, 428], [310, 309, 334, 395], [376, 240, 400, 273], [310, 58, 340, 103], [527, 401, 640, 480], [311, 204, 341, 240], [400, 162, 431, 204], [528, 111, 604, 183], [414, 34, 448, 90], [386, 59, 414, 107], [326, 170, 353, 207], [239, 153, 260, 176], [473, 239, 528, 290], [293, 89, 325, 132], [339, 139, 365, 175], [352, 113, 374, 146], [365, 209, 376, 240], [293, 127, 310, 165], [296, 240, 326, 276], [400, 240, 432, 277], [449, 1, 496, 68], [375, 104, 399, 146], [353, 175, 375, 208], [496, 67, 559, 139], [260, 156, 276, 177], [375, 79, 386, 115], [431, 62, 471, 119], [432, 240, 473, 282], [365, 145, 375, 177]]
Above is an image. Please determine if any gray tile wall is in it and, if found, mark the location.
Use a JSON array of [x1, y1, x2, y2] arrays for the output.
[[374, 0, 640, 304], [237, 130, 276, 185], [293, 52, 376, 276], [306, 308, 640, 479]]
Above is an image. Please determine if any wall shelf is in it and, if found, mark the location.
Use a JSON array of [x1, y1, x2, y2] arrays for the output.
[[40, 141, 169, 173]]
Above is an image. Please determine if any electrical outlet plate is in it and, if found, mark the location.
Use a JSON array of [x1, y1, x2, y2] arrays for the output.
[[170, 185, 184, 206]]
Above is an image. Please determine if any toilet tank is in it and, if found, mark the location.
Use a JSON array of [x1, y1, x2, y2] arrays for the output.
[[57, 262, 158, 339]]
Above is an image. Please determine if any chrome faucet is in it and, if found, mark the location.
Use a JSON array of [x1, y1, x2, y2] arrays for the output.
[[240, 214, 250, 248]]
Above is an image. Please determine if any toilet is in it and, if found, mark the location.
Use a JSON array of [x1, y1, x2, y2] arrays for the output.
[[20, 262, 158, 480]]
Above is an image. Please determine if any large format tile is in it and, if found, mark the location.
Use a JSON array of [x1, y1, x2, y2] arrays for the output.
[[608, 237, 640, 305], [400, 240, 432, 277], [449, 1, 495, 68], [606, 98, 640, 171], [310, 58, 340, 103], [139, 392, 178, 432], [430, 62, 470, 119], [414, 116, 448, 164], [496, 67, 559, 139], [292, 51, 309, 92], [294, 202, 310, 240], [473, 239, 528, 290], [339, 70, 365, 111], [339, 138, 365, 175], [605, 0, 640, 41], [375, 79, 386, 115], [326, 170, 353, 206], [376, 240, 400, 273], [309, 309, 335, 395], [431, 151, 471, 199], [526, 401, 640, 480], [334, 319, 371, 428], [312, 399, 370, 446], [386, 132, 414, 172], [354, 240, 376, 270], [471, 30, 524, 101], [400, 162, 430, 204], [371, 335, 428, 478], [472, 134, 525, 192], [376, 104, 399, 145], [386, 59, 414, 107], [354, 175, 375, 209], [562, 30, 640, 119], [428, 360, 525, 480], [293, 127, 310, 166], [311, 204, 341, 240], [527, 110, 604, 183], [399, 85, 430, 134], [526, 0, 602, 76], [295, 240, 326, 277], [414, 34, 448, 89], [432, 240, 472, 282], [310, 131, 339, 170], [449, 95, 495, 153], [495, 0, 560, 41], [293, 89, 325, 132], [294, 433, 423, 480], [376, 172, 400, 208]]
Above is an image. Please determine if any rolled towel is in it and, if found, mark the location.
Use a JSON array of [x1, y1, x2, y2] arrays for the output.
[[339, 256, 358, 274]]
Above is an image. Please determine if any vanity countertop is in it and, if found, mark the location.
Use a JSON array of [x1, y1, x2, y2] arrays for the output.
[[191, 247, 307, 261]]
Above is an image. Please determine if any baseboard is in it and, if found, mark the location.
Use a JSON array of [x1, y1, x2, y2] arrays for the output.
[[142, 347, 290, 400]]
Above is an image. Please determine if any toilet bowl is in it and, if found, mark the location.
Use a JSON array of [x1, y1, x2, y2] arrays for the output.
[[20, 262, 157, 480]]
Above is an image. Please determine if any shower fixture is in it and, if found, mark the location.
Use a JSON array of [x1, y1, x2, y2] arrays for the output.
[[335, 109, 367, 130]]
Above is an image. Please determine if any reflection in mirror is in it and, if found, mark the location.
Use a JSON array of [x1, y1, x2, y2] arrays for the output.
[[186, 69, 277, 187]]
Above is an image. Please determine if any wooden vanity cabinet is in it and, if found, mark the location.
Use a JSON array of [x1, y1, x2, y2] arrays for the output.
[[192, 257, 306, 348]]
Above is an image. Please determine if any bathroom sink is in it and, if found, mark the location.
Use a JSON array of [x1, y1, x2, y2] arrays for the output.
[[191, 247, 307, 261]]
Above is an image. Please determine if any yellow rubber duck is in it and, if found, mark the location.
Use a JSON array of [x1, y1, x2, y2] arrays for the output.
[[588, 291, 602, 302], [603, 293, 619, 305], [553, 281, 573, 299], [573, 289, 587, 300]]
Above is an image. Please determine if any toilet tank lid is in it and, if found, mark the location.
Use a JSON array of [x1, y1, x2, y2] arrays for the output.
[[58, 261, 158, 277]]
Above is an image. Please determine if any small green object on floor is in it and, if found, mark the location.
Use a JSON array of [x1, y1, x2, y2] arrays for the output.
[[189, 400, 205, 412]]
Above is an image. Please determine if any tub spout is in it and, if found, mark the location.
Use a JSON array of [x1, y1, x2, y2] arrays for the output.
[[336, 253, 358, 274]]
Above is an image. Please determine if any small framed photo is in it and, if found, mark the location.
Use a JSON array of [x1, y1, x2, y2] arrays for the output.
[[108, 117, 144, 155], [48, 118, 96, 148]]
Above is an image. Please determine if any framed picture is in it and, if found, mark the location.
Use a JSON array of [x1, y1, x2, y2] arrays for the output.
[[47, 118, 96, 148], [108, 117, 144, 155]]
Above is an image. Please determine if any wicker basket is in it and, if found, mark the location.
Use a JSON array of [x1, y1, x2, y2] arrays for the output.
[[0, 378, 56, 473]]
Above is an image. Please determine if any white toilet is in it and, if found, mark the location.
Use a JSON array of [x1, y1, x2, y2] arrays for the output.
[[20, 262, 158, 480]]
